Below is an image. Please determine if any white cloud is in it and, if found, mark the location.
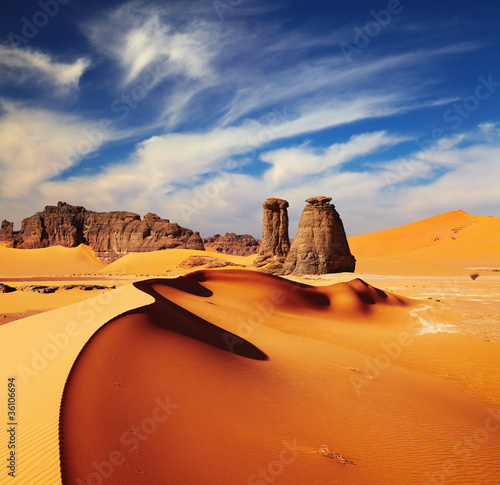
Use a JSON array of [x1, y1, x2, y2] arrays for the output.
[[81, 1, 471, 131], [85, 3, 216, 86], [0, 45, 89, 95], [34, 93, 422, 219], [0, 101, 109, 222], [262, 131, 407, 187]]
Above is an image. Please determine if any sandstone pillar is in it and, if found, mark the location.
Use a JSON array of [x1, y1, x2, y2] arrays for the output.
[[282, 196, 355, 275], [253, 198, 290, 269]]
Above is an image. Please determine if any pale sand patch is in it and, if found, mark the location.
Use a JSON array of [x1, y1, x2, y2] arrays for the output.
[[0, 284, 154, 485]]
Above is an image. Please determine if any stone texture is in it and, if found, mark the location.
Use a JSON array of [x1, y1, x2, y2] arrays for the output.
[[203, 233, 260, 256], [1, 202, 205, 264], [186, 232, 205, 251], [253, 198, 290, 268], [282, 196, 355, 275], [178, 255, 242, 269], [0, 221, 14, 246], [0, 283, 16, 293]]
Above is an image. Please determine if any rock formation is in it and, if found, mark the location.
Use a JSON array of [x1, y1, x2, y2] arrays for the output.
[[282, 196, 355, 275], [1, 221, 14, 247], [0, 202, 205, 264], [253, 198, 290, 270], [178, 255, 243, 269], [203, 233, 260, 256], [0, 283, 16, 293]]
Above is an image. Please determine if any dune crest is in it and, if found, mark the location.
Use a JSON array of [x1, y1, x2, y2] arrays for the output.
[[349, 210, 500, 268]]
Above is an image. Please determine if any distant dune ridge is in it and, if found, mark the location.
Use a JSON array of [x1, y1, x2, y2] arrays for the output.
[[0, 201, 204, 264], [0, 244, 105, 276], [349, 210, 500, 269]]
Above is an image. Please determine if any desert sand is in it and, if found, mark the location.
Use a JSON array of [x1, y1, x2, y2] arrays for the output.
[[1, 211, 500, 484], [349, 210, 500, 269], [0, 244, 105, 276]]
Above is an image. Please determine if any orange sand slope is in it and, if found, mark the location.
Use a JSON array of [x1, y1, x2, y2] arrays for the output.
[[56, 270, 500, 485], [0, 244, 105, 276], [349, 210, 500, 268]]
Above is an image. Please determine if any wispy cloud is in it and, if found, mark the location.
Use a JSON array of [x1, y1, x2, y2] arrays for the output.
[[262, 131, 408, 187], [85, 2, 217, 85], [0, 45, 89, 95]]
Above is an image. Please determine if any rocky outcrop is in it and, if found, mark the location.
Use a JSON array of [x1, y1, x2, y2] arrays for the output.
[[0, 221, 14, 246], [253, 198, 290, 269], [203, 233, 260, 256], [4, 284, 116, 293], [18, 202, 87, 248], [0, 283, 16, 293], [1, 202, 205, 264], [282, 197, 355, 275], [83, 209, 204, 263], [178, 255, 243, 269]]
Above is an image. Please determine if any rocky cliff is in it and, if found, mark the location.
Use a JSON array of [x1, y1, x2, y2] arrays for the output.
[[203, 233, 260, 256], [282, 196, 355, 275], [1, 202, 205, 263]]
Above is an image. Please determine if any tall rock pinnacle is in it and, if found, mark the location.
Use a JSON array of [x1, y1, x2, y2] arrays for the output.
[[253, 198, 290, 269], [282, 196, 355, 275]]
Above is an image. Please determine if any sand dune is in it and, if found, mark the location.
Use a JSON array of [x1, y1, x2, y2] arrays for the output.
[[100, 248, 257, 275], [0, 283, 154, 485], [349, 210, 500, 268], [0, 245, 105, 276], [1, 211, 500, 484], [51, 270, 500, 484]]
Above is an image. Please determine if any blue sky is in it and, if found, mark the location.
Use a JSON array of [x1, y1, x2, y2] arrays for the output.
[[0, 0, 499, 238]]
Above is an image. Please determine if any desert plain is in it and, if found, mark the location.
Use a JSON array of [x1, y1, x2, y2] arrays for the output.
[[1, 209, 500, 484]]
